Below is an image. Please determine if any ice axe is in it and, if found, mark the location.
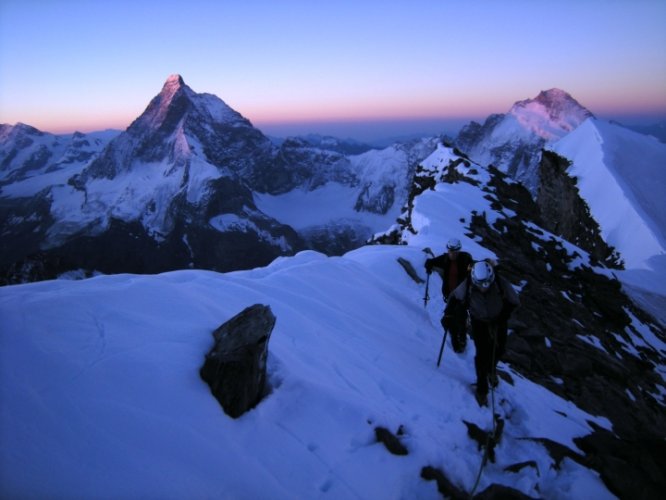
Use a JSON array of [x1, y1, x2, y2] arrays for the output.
[[423, 273, 430, 307], [422, 247, 435, 308], [437, 327, 448, 367]]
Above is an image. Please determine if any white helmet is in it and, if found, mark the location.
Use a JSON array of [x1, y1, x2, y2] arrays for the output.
[[446, 238, 462, 251], [471, 261, 495, 290]]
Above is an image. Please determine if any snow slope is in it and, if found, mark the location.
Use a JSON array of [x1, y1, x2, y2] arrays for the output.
[[255, 182, 397, 231], [0, 246, 615, 499]]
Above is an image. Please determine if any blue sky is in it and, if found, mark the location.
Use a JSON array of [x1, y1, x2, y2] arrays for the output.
[[1, 0, 665, 141]]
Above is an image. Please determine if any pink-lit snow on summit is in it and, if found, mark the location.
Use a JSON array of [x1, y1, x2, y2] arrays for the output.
[[510, 89, 594, 141]]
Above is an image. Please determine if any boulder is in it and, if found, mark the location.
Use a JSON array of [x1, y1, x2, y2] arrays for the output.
[[200, 304, 276, 418]]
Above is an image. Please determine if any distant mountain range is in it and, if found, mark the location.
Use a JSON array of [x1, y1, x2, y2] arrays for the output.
[[1, 77, 665, 287], [0, 75, 438, 282]]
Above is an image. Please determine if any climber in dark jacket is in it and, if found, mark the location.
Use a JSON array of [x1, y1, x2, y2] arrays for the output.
[[445, 260, 520, 406], [425, 238, 473, 352]]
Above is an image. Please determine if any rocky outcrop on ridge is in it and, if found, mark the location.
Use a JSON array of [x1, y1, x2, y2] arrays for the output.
[[375, 148, 666, 498], [200, 304, 276, 419]]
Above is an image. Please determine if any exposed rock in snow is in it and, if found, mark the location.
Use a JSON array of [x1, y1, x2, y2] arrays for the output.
[[200, 304, 276, 418]]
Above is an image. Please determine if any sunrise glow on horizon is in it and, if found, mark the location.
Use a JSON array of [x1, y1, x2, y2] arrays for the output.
[[1, 0, 665, 141]]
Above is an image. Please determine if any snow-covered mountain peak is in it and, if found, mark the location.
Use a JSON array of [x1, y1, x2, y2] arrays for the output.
[[157, 74, 187, 102], [127, 74, 251, 140], [509, 88, 594, 141], [0, 122, 43, 142], [455, 89, 596, 190], [129, 74, 195, 133]]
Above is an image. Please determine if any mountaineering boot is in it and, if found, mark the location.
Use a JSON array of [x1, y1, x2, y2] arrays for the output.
[[488, 372, 499, 389], [474, 389, 488, 407], [451, 329, 467, 353]]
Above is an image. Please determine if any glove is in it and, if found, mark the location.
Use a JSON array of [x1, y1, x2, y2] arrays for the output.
[[441, 314, 455, 331], [425, 258, 433, 275]]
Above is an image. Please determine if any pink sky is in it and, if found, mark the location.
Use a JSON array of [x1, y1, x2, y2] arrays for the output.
[[1, 1, 664, 141]]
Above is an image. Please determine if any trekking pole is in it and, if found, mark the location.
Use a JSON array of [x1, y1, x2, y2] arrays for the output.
[[423, 273, 430, 307], [436, 327, 448, 367]]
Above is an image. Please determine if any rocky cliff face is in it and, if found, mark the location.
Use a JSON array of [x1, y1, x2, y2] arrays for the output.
[[536, 150, 623, 268]]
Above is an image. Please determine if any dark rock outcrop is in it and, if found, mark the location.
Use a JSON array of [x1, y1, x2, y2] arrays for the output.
[[421, 466, 536, 499], [200, 304, 276, 418], [536, 150, 622, 268], [374, 426, 408, 456], [467, 169, 666, 499]]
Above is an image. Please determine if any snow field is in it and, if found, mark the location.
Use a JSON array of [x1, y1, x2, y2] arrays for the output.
[[1, 246, 613, 499]]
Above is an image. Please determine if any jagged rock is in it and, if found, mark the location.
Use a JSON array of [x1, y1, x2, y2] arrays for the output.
[[574, 423, 666, 499], [420, 466, 467, 499], [473, 483, 537, 499], [200, 304, 276, 418], [354, 183, 395, 214], [467, 172, 666, 498], [463, 417, 504, 464], [421, 466, 535, 500], [504, 461, 539, 475], [375, 426, 408, 455]]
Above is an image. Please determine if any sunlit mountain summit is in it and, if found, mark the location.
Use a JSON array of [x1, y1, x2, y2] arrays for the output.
[[0, 75, 435, 280], [455, 88, 594, 191]]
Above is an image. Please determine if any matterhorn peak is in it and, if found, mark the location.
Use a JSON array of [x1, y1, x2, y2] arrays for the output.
[[157, 74, 189, 101]]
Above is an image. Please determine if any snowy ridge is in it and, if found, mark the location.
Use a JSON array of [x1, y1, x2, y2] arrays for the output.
[[0, 247, 615, 499], [551, 118, 666, 270]]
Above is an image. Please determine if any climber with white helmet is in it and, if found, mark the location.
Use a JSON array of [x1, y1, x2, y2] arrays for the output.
[[445, 259, 520, 406]]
